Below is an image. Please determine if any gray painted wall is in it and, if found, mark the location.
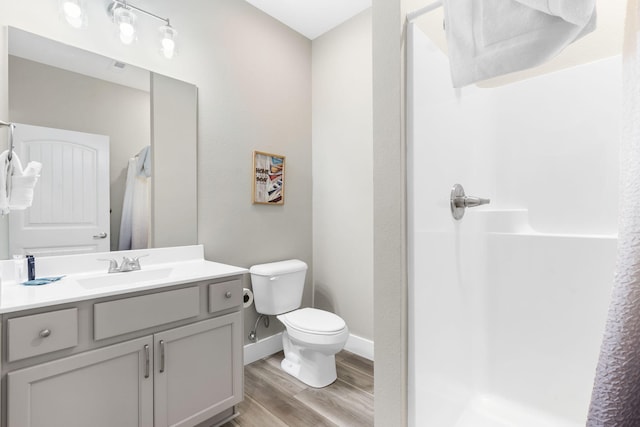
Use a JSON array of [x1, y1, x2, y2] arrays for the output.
[[189, 3, 313, 343], [312, 10, 373, 342]]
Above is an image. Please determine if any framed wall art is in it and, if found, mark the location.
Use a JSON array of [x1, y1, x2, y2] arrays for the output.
[[252, 151, 285, 205]]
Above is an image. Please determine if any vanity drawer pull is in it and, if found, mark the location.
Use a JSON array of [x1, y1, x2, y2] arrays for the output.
[[159, 340, 166, 373], [8, 308, 78, 362], [208, 279, 242, 313], [144, 344, 150, 379]]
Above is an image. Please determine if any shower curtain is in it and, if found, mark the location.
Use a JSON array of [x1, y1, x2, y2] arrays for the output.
[[118, 146, 151, 250], [588, 0, 640, 424]]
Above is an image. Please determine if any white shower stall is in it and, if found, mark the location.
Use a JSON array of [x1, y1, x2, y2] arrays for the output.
[[407, 24, 621, 427]]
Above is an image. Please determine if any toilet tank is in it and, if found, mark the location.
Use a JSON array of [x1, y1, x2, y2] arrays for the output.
[[249, 259, 308, 315]]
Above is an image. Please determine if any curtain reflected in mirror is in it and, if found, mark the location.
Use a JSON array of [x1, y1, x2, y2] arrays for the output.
[[119, 145, 151, 250]]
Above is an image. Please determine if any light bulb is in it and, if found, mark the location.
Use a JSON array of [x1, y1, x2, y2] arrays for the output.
[[114, 7, 137, 45], [159, 25, 177, 59], [119, 26, 135, 44], [62, 0, 84, 28], [162, 38, 175, 58], [119, 22, 135, 44], [63, 1, 81, 18]]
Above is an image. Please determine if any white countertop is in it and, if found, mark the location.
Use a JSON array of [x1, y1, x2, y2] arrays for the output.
[[0, 245, 248, 314]]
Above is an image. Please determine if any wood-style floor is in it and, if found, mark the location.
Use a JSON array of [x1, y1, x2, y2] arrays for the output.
[[223, 351, 374, 427]]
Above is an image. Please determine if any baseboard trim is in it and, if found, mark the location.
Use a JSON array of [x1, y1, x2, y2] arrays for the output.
[[243, 332, 374, 365], [344, 333, 374, 361], [243, 332, 283, 365]]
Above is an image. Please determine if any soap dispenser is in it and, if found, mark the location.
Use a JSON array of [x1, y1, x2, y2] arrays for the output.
[[26, 255, 35, 281]]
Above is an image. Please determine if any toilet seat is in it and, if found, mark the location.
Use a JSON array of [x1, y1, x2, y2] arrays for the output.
[[277, 308, 349, 347], [278, 307, 346, 335]]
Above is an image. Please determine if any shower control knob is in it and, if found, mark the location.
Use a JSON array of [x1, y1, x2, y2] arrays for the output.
[[459, 195, 490, 208], [450, 184, 490, 220]]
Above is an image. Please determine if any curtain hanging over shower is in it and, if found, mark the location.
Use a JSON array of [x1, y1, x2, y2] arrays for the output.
[[409, 0, 597, 87], [443, 0, 597, 87], [118, 146, 151, 250], [588, 0, 640, 424]]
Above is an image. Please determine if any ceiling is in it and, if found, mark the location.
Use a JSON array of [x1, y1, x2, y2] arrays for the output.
[[245, 0, 371, 40]]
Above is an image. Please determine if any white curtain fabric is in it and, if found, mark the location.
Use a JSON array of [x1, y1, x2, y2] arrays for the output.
[[588, 0, 640, 424], [442, 0, 596, 87], [118, 157, 151, 250]]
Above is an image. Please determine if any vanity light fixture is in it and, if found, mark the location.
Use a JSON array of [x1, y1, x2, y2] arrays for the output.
[[60, 0, 86, 29], [107, 0, 177, 58], [113, 6, 137, 45], [159, 25, 177, 59]]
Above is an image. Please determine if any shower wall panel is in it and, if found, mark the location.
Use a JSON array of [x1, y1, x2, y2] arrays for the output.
[[408, 25, 621, 427]]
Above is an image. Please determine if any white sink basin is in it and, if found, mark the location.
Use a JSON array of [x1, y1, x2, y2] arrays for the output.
[[77, 268, 174, 289]]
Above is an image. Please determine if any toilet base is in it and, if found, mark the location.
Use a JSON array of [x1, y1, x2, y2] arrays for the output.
[[280, 331, 338, 388]]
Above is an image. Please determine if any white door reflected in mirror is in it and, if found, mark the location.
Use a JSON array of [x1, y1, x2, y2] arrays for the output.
[[9, 123, 110, 257]]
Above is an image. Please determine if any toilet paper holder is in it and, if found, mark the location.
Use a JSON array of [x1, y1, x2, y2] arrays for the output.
[[242, 287, 254, 308]]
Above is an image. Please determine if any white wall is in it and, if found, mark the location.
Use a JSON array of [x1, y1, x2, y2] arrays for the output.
[[312, 9, 373, 347], [0, 0, 312, 344], [409, 51, 621, 237]]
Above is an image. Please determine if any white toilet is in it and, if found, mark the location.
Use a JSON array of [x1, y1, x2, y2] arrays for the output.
[[250, 259, 349, 388]]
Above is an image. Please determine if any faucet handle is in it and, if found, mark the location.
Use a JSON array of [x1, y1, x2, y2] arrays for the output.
[[462, 196, 490, 208], [450, 184, 491, 220], [131, 254, 148, 271], [121, 254, 148, 271], [119, 256, 136, 272], [97, 258, 119, 273]]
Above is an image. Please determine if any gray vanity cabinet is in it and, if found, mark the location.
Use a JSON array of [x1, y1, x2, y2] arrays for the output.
[[154, 312, 242, 427], [8, 336, 154, 427], [2, 277, 244, 427]]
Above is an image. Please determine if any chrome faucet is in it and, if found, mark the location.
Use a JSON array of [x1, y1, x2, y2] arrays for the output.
[[98, 255, 148, 273], [450, 184, 491, 220]]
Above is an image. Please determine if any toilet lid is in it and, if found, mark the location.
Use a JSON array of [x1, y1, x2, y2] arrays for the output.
[[281, 308, 346, 334]]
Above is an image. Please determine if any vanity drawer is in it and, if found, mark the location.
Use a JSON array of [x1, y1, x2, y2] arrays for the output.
[[209, 279, 242, 313], [94, 287, 200, 340], [8, 308, 78, 362]]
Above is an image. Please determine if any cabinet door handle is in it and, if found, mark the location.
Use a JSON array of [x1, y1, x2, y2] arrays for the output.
[[144, 344, 150, 379], [159, 340, 165, 373], [39, 329, 51, 338], [225, 291, 232, 298]]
